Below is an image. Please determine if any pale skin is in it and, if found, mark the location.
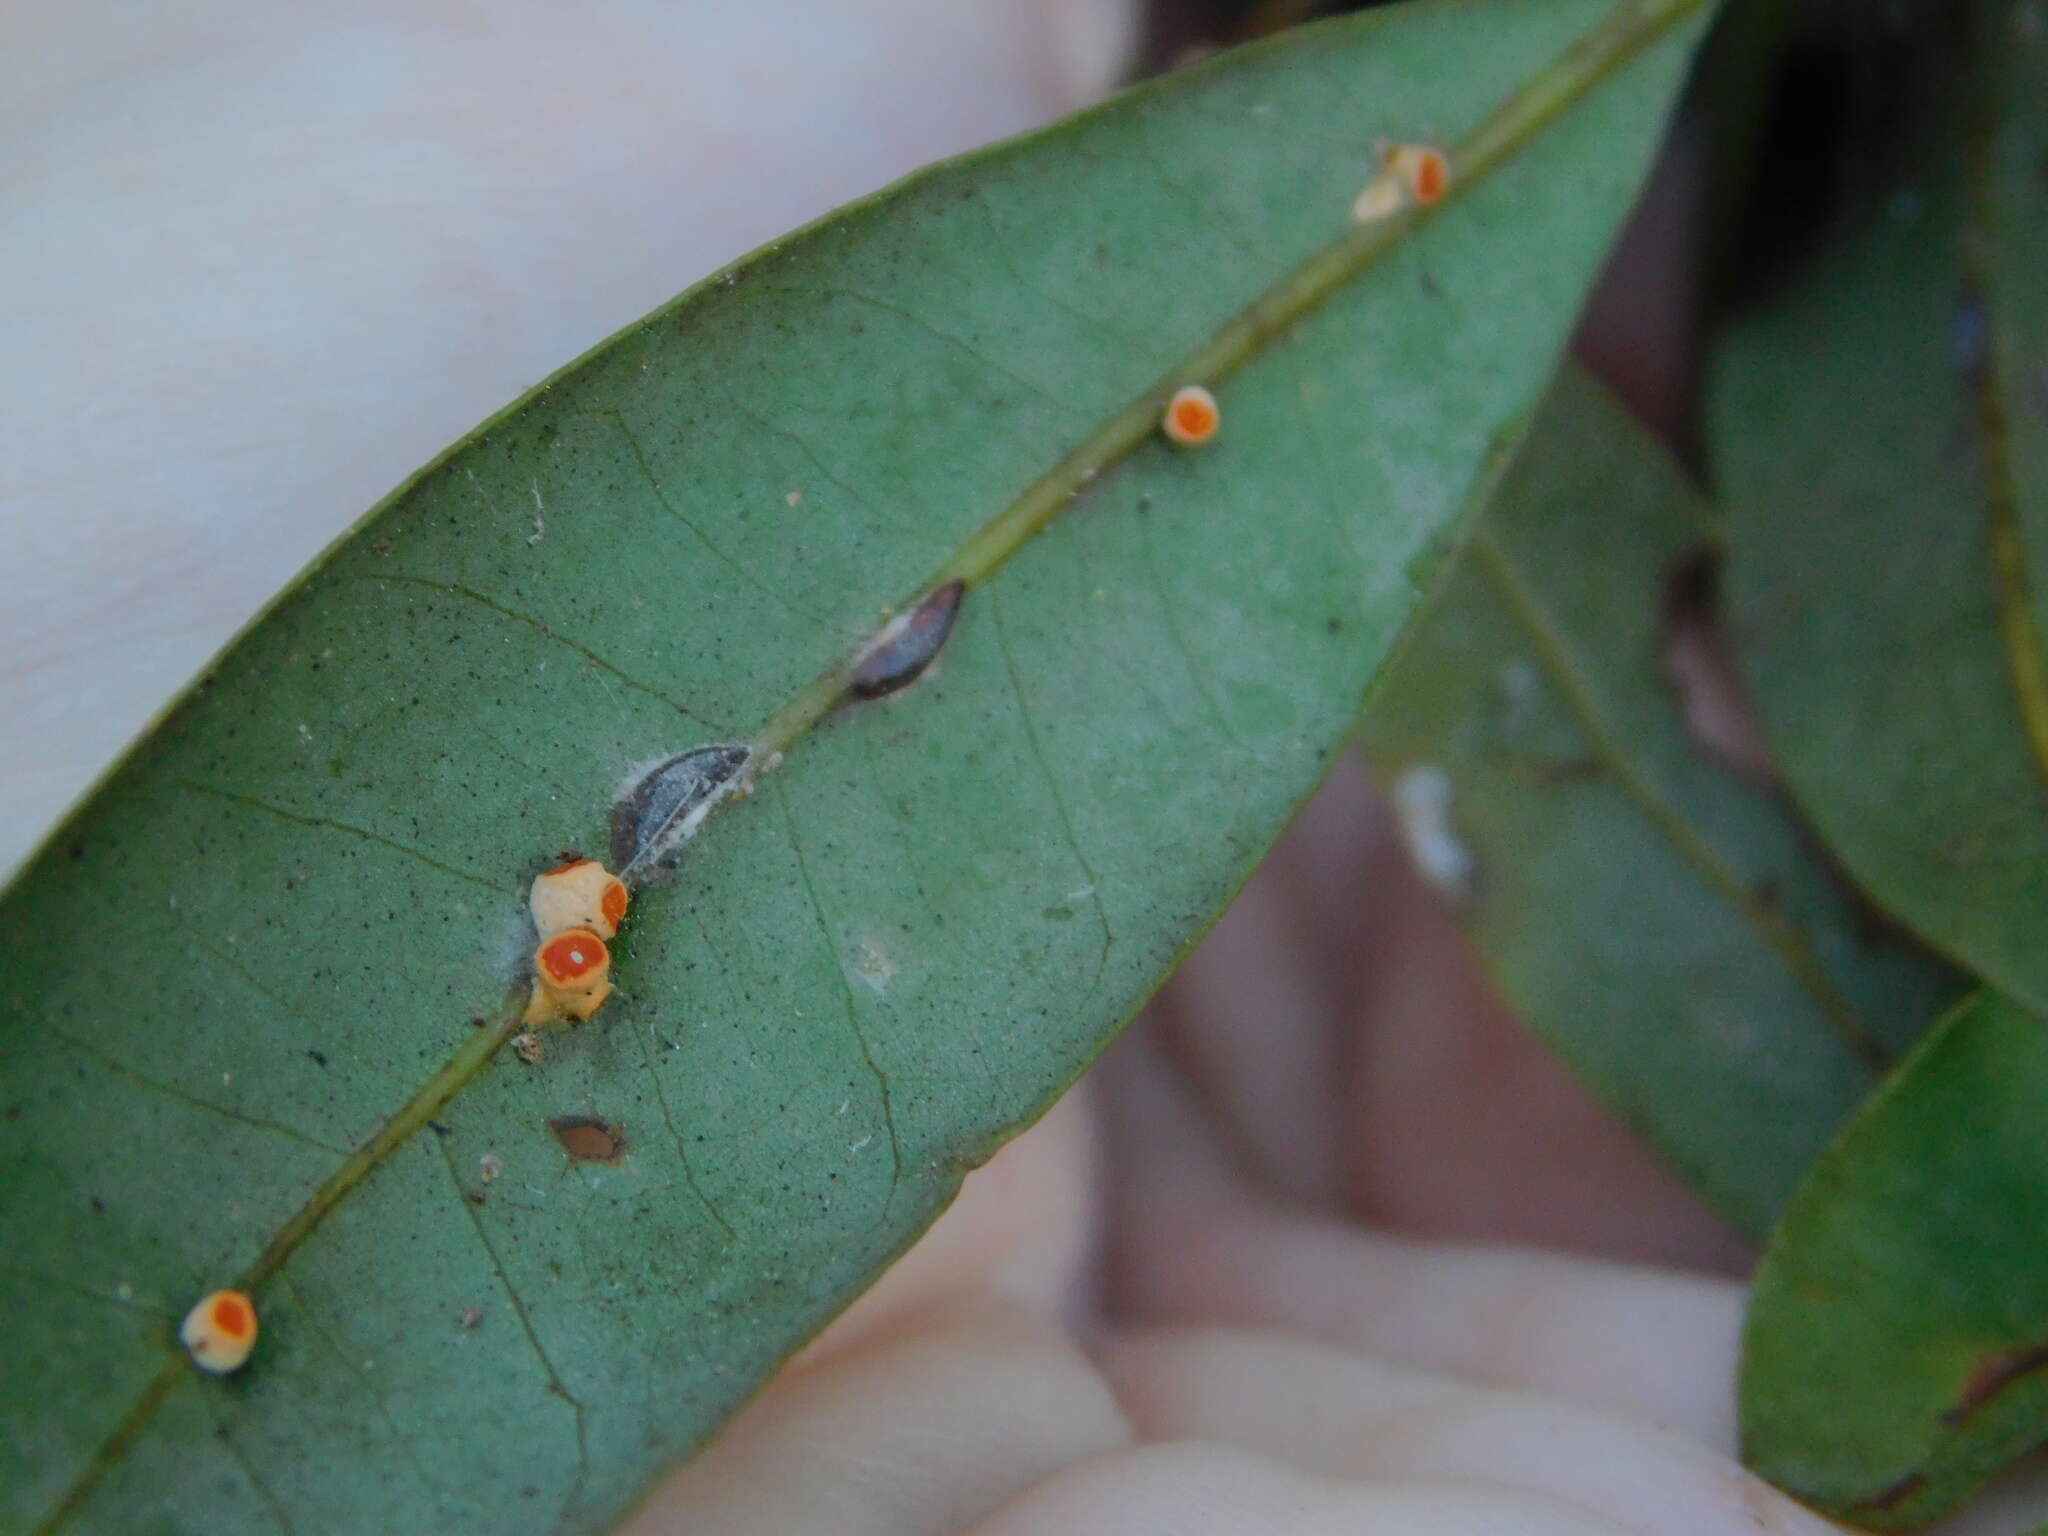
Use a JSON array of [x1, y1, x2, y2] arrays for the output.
[[7, 3, 2041, 1530]]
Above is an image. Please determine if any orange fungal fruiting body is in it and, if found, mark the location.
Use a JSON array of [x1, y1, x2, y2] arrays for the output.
[[524, 857, 627, 1026], [181, 1289, 258, 1374], [1162, 385, 1220, 448], [539, 928, 606, 986], [530, 858, 629, 941], [525, 926, 613, 1024], [1352, 142, 1449, 223], [1388, 143, 1449, 205]]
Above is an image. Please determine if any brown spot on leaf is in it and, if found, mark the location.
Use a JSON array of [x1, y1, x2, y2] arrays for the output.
[[550, 1115, 627, 1166], [1943, 1342, 2048, 1425], [1854, 1472, 1927, 1514]]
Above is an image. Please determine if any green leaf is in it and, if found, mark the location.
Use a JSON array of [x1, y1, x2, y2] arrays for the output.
[[1711, 0, 2048, 1013], [0, 4, 1712, 1530], [1359, 365, 1960, 1236], [1741, 990, 2048, 1526]]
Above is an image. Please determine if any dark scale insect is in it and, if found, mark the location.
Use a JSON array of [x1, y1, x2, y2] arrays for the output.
[[612, 743, 752, 878], [849, 579, 965, 700]]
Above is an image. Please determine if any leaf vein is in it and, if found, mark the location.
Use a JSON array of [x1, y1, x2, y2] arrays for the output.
[[42, 1023, 351, 1156], [359, 573, 719, 730], [433, 1133, 591, 1528], [632, 1017, 737, 1242], [858, 733, 1006, 1099], [1137, 506, 1246, 747], [592, 409, 831, 627], [275, 1273, 440, 1493], [709, 381, 950, 549], [777, 783, 905, 1203], [766, 284, 1079, 416], [0, 1264, 157, 1317], [174, 783, 514, 896], [989, 599, 1114, 1006], [210, 1413, 298, 1536], [1466, 525, 1890, 1073]]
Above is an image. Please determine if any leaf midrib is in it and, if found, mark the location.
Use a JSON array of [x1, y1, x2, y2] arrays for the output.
[[1464, 524, 1891, 1073], [33, 3, 1710, 1527]]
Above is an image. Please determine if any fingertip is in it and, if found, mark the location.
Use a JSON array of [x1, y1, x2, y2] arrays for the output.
[[626, 1301, 1130, 1536], [964, 1441, 1633, 1536]]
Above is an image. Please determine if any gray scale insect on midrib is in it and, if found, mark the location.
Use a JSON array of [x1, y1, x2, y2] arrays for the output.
[[848, 580, 965, 700], [613, 743, 752, 880]]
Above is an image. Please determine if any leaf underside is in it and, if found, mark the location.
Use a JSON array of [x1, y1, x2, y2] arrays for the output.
[[0, 4, 1708, 1531], [1740, 991, 2048, 1527], [1359, 365, 1960, 1237], [1711, 0, 2048, 1017], [1714, 1, 2048, 1519]]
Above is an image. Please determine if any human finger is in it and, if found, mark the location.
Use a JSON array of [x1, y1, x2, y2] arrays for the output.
[[1100, 1326, 1834, 1535], [963, 1442, 1635, 1536], [620, 1301, 1129, 1536], [0, 0, 1138, 872], [1102, 1031, 1744, 1446]]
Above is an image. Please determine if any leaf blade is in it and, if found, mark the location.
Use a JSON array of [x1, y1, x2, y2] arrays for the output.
[[1360, 366, 1960, 1235], [1740, 991, 2048, 1526], [1712, 0, 2048, 1014], [1, 6, 1714, 1530]]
